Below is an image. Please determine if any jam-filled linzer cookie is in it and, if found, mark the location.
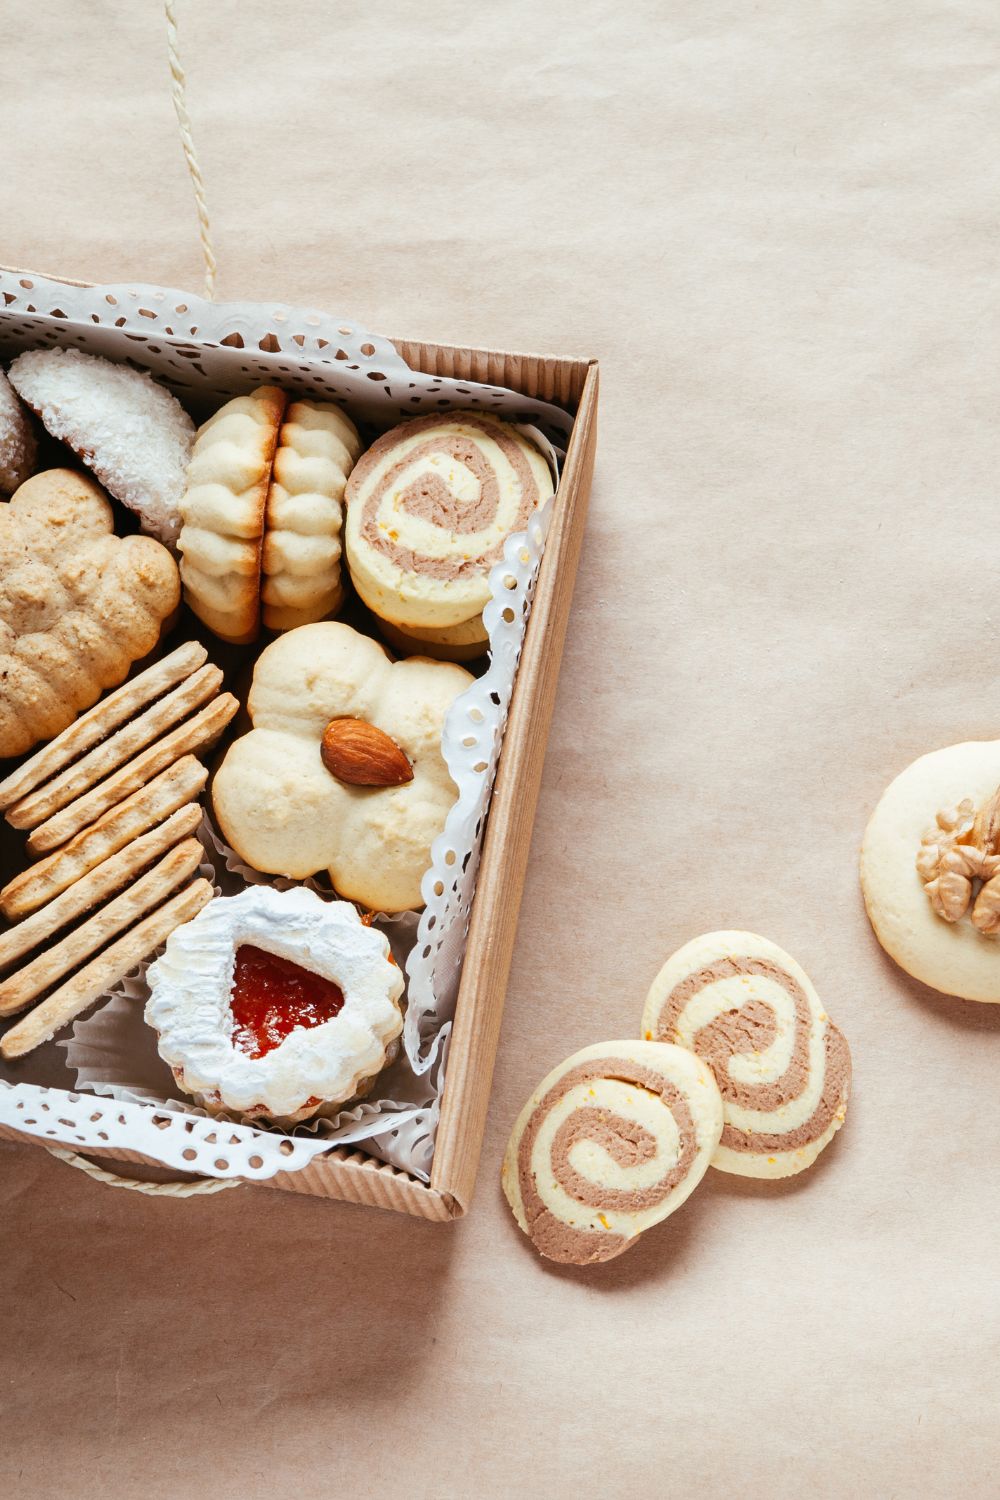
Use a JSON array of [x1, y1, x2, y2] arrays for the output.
[[145, 886, 404, 1126], [861, 739, 1000, 1001], [502, 1040, 723, 1265], [344, 410, 553, 660], [211, 621, 472, 912], [642, 932, 851, 1179]]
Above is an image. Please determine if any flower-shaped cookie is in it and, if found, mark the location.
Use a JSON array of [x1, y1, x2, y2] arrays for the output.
[[0, 469, 180, 758], [212, 622, 473, 911]]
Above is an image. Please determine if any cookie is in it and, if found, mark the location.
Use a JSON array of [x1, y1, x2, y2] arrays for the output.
[[0, 803, 201, 971], [25, 692, 237, 854], [861, 739, 1000, 1001], [501, 1040, 724, 1265], [642, 931, 851, 1179], [0, 369, 35, 495], [0, 838, 203, 1017], [344, 411, 553, 655], [212, 621, 472, 912], [261, 399, 362, 631], [0, 756, 207, 920], [177, 386, 287, 643], [0, 878, 213, 1059], [0, 470, 180, 758], [7, 347, 194, 543], [145, 886, 405, 1126], [0, 641, 207, 812]]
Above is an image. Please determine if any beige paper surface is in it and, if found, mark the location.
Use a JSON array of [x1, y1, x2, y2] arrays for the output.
[[3, 2, 1000, 1496]]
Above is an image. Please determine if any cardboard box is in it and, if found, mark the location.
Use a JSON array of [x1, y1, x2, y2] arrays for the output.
[[0, 274, 598, 1219]]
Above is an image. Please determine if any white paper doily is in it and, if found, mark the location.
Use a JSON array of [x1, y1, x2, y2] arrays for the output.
[[0, 273, 565, 1184]]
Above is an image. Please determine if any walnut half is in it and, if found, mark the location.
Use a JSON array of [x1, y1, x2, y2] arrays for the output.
[[917, 788, 1000, 935]]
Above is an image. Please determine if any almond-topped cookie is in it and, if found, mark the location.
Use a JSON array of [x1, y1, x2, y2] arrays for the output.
[[145, 886, 404, 1126], [211, 621, 472, 912]]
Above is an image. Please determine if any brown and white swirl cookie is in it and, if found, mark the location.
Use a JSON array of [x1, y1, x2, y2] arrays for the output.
[[501, 1040, 723, 1265], [642, 932, 851, 1180], [344, 411, 554, 658]]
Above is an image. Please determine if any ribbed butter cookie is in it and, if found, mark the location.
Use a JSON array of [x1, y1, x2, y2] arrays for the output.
[[502, 1040, 723, 1265], [178, 386, 287, 644], [643, 932, 851, 1179], [261, 399, 362, 631], [344, 411, 553, 656]]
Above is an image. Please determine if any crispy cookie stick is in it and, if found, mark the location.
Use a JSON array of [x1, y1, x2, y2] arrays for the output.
[[0, 879, 214, 1059], [7, 664, 223, 830], [0, 642, 207, 812], [27, 695, 237, 855], [0, 756, 207, 921], [0, 839, 204, 1017], [0, 803, 202, 971]]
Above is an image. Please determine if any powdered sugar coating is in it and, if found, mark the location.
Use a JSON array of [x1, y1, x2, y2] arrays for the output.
[[0, 369, 35, 494], [145, 885, 405, 1123], [8, 347, 194, 544]]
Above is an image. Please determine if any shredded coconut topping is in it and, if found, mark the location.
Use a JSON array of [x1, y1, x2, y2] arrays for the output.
[[8, 347, 194, 543], [0, 368, 36, 495]]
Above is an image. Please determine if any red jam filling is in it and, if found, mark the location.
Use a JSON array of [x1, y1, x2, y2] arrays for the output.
[[229, 944, 345, 1059]]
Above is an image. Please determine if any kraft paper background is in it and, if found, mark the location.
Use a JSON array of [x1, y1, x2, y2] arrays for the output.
[[3, 3, 999, 1496]]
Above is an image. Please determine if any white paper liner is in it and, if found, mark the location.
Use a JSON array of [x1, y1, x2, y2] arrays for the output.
[[0, 271, 565, 1185]]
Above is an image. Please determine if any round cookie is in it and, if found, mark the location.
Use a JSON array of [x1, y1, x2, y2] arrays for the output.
[[0, 369, 35, 495], [642, 931, 851, 1179], [344, 411, 553, 651], [377, 612, 487, 662], [501, 1040, 723, 1265], [861, 739, 1000, 1001], [8, 346, 194, 543]]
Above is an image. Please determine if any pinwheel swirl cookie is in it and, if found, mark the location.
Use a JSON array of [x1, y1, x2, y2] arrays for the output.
[[642, 931, 851, 1179], [344, 411, 554, 658], [502, 1040, 723, 1265]]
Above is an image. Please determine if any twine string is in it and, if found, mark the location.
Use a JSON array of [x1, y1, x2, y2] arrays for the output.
[[164, 0, 217, 298]]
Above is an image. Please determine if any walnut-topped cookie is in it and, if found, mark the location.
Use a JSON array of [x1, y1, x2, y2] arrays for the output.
[[211, 621, 473, 911], [862, 739, 1000, 1001], [0, 469, 180, 758]]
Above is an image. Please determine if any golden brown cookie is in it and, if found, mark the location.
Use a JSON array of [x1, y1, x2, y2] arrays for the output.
[[177, 386, 287, 644], [0, 470, 180, 759]]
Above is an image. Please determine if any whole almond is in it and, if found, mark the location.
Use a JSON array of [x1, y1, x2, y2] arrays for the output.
[[321, 717, 414, 787]]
